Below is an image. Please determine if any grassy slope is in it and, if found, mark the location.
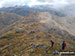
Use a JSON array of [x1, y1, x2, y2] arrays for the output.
[[0, 12, 23, 36], [0, 22, 75, 56]]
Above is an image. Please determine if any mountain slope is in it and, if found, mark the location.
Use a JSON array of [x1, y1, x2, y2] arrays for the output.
[[0, 4, 75, 17], [0, 12, 23, 36], [0, 17, 75, 56], [0, 11, 75, 37], [0, 11, 75, 56], [25, 12, 75, 36]]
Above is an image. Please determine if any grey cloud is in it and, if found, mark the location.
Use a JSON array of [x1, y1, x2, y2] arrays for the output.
[[38, 0, 53, 2], [38, 0, 75, 4]]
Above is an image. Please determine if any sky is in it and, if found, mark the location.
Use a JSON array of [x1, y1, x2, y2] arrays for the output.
[[0, 0, 75, 8]]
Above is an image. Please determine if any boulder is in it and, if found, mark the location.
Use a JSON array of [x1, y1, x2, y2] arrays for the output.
[[55, 36, 59, 38], [8, 46, 14, 49], [12, 54, 16, 56], [5, 36, 12, 40], [31, 43, 36, 48], [36, 35, 41, 39], [31, 49, 35, 53], [42, 45, 47, 49], [53, 50, 59, 55], [38, 44, 44, 47], [29, 31, 35, 34], [16, 29, 25, 33], [56, 42, 60, 46], [8, 49, 11, 52], [46, 35, 52, 38]]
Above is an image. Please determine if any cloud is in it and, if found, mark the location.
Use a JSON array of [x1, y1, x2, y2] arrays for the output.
[[28, 0, 69, 8], [0, 0, 31, 8], [0, 0, 75, 8]]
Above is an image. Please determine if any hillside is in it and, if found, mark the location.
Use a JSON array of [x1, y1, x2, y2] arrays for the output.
[[0, 12, 23, 36], [0, 7, 75, 36], [0, 12, 75, 56], [23, 12, 75, 36], [52, 15, 75, 36], [0, 22, 75, 56]]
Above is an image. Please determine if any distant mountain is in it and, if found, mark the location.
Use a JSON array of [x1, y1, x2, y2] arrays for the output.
[[0, 5, 66, 17], [0, 4, 75, 17], [0, 7, 37, 16]]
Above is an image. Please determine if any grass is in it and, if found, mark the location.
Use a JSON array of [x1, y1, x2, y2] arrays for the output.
[[0, 23, 75, 56]]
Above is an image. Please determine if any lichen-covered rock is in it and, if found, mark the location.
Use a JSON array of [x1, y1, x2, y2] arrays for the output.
[[53, 50, 59, 55], [36, 35, 41, 39], [55, 36, 59, 38], [12, 54, 16, 56], [4, 36, 12, 40], [30, 49, 35, 53], [31, 43, 36, 48], [29, 31, 35, 34], [46, 35, 52, 38], [56, 42, 60, 46], [42, 45, 47, 49], [16, 29, 25, 33]]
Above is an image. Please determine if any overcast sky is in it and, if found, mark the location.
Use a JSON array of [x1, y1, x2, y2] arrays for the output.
[[0, 0, 75, 8]]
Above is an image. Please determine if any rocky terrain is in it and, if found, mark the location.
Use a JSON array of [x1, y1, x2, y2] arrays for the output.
[[0, 12, 75, 56]]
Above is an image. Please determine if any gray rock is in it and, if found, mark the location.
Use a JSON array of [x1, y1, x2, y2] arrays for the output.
[[46, 35, 52, 38], [73, 47, 75, 49], [8, 43, 11, 45], [53, 50, 59, 55], [29, 31, 35, 34], [8, 46, 14, 49], [38, 44, 44, 47], [8, 49, 11, 52], [56, 42, 60, 46], [16, 29, 25, 33], [36, 35, 41, 39], [42, 45, 47, 49], [32, 43, 36, 48], [12, 54, 16, 56], [5, 36, 12, 40], [55, 36, 59, 38], [17, 45, 21, 48], [40, 39, 44, 42], [31, 49, 35, 53], [39, 54, 42, 56]]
